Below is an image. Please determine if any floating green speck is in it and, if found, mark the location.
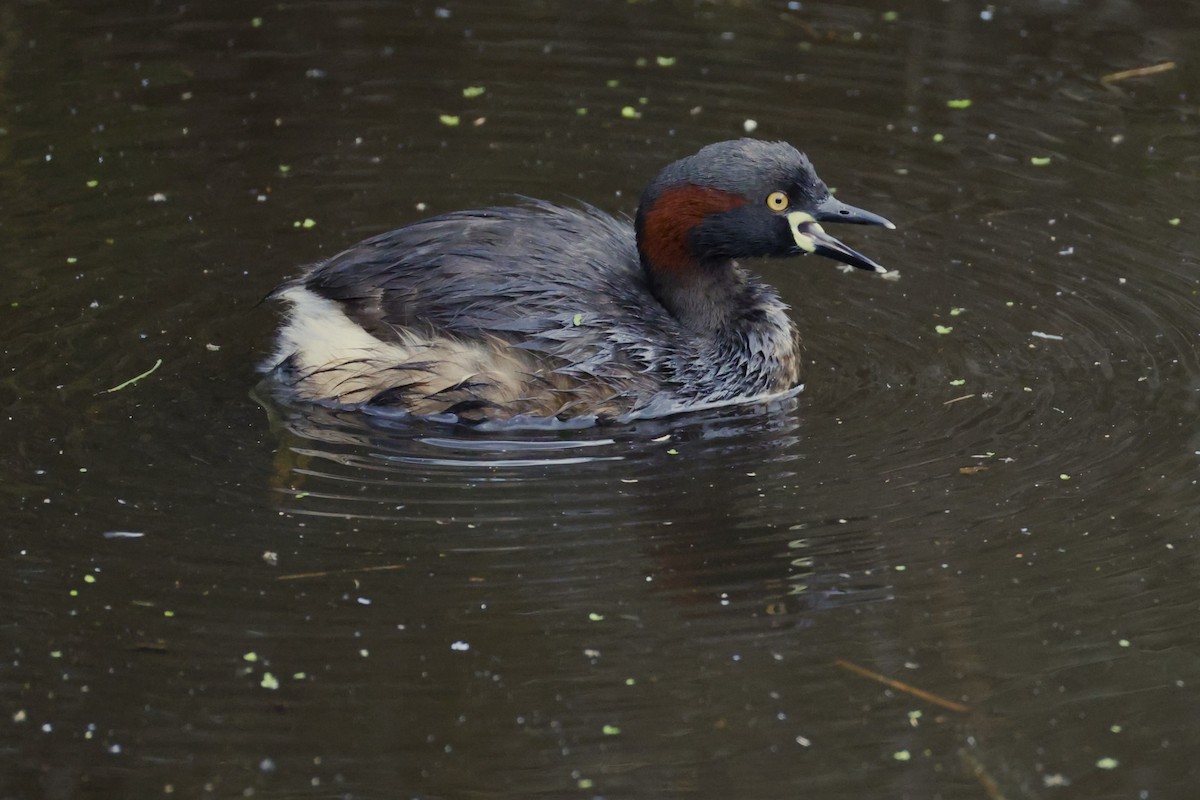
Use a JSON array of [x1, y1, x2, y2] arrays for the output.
[[894, 750, 911, 762], [621, 106, 641, 119], [932, 133, 945, 143], [278, 164, 291, 174], [602, 724, 621, 735], [1060, 473, 1071, 480], [163, 610, 175, 618], [261, 672, 280, 690], [666, 448, 679, 455], [576, 107, 588, 116], [439, 114, 461, 127], [950, 379, 966, 386], [606, 79, 620, 88], [949, 307, 965, 316], [86, 179, 99, 188], [1168, 217, 1181, 226], [66, 257, 78, 264], [462, 86, 486, 99], [588, 612, 604, 621], [577, 779, 594, 789], [1096, 757, 1119, 770], [243, 652, 259, 663], [935, 325, 953, 335], [251, 16, 263, 28], [572, 312, 583, 326], [656, 56, 676, 67], [1030, 156, 1052, 166], [1118, 638, 1130, 647], [293, 671, 307, 680], [946, 98, 972, 109], [882, 10, 899, 22]]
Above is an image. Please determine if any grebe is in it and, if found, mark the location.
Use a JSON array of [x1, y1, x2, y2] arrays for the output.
[[264, 139, 894, 422]]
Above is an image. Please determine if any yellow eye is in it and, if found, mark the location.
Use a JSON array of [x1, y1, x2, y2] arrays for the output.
[[766, 191, 789, 211]]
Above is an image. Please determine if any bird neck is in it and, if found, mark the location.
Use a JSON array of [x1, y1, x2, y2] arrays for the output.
[[642, 256, 745, 334], [636, 183, 751, 333]]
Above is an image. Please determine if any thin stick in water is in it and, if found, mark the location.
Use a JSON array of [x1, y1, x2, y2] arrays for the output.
[[100, 359, 163, 394], [834, 659, 971, 713]]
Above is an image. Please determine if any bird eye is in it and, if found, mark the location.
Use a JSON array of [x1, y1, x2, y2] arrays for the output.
[[766, 191, 789, 212]]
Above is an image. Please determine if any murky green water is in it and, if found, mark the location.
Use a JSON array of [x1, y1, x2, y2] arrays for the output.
[[3, 2, 1199, 798]]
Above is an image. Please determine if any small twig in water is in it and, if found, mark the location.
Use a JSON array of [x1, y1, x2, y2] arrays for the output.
[[834, 659, 971, 713], [960, 750, 1009, 800], [275, 564, 408, 581], [943, 393, 976, 406], [1100, 61, 1175, 88], [100, 359, 163, 394]]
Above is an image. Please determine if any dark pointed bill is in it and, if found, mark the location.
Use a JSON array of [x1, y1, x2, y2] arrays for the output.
[[787, 212, 888, 273], [814, 195, 896, 230]]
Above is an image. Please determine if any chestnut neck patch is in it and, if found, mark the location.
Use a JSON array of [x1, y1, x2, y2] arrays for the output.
[[639, 185, 748, 273]]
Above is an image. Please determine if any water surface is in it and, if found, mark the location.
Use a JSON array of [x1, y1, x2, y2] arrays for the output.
[[3, 2, 1200, 798]]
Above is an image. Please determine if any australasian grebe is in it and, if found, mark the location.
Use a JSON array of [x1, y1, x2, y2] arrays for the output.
[[264, 138, 894, 422]]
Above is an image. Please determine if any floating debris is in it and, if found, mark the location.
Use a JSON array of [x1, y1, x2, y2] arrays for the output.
[[103, 531, 145, 539], [1030, 331, 1064, 341], [1100, 61, 1175, 87], [946, 98, 972, 109], [462, 86, 486, 99], [100, 359, 162, 394], [834, 658, 971, 713], [275, 563, 406, 581], [1030, 156, 1052, 166], [943, 394, 975, 406]]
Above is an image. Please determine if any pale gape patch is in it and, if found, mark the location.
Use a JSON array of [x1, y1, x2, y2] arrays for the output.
[[269, 284, 551, 411]]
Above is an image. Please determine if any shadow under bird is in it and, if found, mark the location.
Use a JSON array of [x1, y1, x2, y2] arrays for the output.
[[263, 138, 895, 423]]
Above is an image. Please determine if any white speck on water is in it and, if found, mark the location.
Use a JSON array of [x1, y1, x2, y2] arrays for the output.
[[450, 641, 470, 652]]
